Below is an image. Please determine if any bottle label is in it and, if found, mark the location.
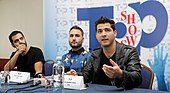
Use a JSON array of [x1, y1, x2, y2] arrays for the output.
[[53, 75, 63, 87]]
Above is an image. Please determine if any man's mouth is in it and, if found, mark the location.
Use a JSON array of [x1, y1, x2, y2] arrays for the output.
[[101, 39, 108, 41], [19, 43, 26, 45], [71, 42, 77, 44]]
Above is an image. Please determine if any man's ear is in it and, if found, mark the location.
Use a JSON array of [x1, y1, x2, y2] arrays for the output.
[[114, 30, 117, 37], [82, 37, 84, 42]]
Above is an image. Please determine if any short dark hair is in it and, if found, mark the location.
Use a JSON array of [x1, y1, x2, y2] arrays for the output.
[[69, 25, 84, 36], [9, 31, 25, 44], [95, 16, 116, 32]]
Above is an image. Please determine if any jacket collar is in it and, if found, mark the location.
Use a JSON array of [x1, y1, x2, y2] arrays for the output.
[[115, 41, 125, 62], [91, 41, 125, 63]]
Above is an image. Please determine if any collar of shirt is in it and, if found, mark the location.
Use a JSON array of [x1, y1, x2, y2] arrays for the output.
[[69, 47, 85, 55]]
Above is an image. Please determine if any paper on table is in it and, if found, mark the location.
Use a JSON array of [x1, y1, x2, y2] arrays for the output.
[[9, 71, 30, 83], [64, 75, 87, 90]]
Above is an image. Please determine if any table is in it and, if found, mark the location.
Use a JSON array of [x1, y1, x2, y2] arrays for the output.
[[0, 83, 168, 93]]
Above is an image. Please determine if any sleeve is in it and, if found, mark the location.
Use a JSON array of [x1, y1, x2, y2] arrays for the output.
[[76, 52, 91, 76], [113, 48, 142, 89], [86, 52, 91, 63], [34, 48, 45, 64], [82, 52, 91, 67], [82, 54, 94, 84], [10, 52, 15, 59], [61, 54, 71, 73], [10, 52, 18, 67]]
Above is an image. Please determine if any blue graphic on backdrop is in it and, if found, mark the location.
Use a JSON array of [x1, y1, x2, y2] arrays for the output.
[[115, 22, 127, 38], [148, 45, 168, 91], [129, 1, 168, 54], [77, 6, 113, 51], [165, 53, 170, 91]]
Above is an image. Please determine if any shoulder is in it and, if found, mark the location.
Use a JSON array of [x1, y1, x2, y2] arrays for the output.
[[116, 41, 135, 50], [29, 46, 43, 54], [92, 47, 102, 53], [62, 52, 70, 59], [90, 47, 102, 58], [62, 52, 69, 57], [116, 42, 138, 54], [30, 46, 42, 51], [82, 50, 90, 56]]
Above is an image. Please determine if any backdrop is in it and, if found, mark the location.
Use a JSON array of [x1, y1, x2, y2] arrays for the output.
[[44, 0, 170, 91]]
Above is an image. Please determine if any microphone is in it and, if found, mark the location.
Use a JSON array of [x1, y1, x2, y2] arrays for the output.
[[33, 78, 47, 86], [31, 80, 41, 87]]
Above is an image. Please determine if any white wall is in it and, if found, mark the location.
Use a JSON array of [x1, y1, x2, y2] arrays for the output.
[[0, 0, 43, 58]]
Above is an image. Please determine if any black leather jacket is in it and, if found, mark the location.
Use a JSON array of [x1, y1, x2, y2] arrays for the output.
[[83, 41, 142, 89]]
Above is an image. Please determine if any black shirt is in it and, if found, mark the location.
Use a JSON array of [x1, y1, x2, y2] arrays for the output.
[[10, 47, 45, 77], [97, 50, 116, 85]]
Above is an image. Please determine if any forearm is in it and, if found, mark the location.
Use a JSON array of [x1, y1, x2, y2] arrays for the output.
[[4, 53, 19, 71], [117, 48, 141, 89], [83, 64, 93, 83], [34, 62, 43, 75], [114, 70, 142, 89]]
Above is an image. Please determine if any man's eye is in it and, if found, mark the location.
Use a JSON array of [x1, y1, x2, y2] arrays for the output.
[[70, 35, 73, 37], [97, 30, 102, 34], [75, 34, 80, 37], [14, 40, 19, 43], [20, 37, 23, 40], [105, 28, 111, 32]]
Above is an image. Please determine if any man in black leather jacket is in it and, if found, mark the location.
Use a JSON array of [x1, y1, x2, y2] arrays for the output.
[[83, 16, 142, 89]]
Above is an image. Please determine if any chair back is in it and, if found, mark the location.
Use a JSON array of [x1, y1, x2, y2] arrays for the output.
[[138, 63, 154, 89], [44, 60, 55, 76]]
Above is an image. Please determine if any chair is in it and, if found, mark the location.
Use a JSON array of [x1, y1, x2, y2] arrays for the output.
[[138, 63, 154, 89], [44, 60, 55, 76]]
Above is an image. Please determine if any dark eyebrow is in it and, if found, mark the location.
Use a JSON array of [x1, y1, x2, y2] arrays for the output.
[[70, 34, 80, 36], [14, 39, 19, 43]]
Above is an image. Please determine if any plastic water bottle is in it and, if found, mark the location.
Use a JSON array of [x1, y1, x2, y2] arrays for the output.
[[0, 71, 10, 87], [52, 56, 64, 92]]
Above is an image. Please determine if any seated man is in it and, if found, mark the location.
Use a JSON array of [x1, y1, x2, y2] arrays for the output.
[[83, 16, 142, 89], [4, 31, 45, 77], [61, 25, 91, 75]]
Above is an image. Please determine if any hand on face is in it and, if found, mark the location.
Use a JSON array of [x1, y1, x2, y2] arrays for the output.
[[16, 43, 27, 54], [102, 59, 122, 79]]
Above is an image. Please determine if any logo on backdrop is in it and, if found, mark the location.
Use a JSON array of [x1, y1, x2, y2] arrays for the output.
[[77, 1, 168, 55]]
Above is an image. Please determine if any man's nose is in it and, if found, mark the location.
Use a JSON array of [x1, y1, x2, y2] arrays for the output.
[[19, 39, 22, 43], [101, 31, 107, 36], [19, 39, 24, 44], [72, 36, 76, 39]]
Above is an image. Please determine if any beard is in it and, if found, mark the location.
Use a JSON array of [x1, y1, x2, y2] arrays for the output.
[[69, 42, 82, 49], [100, 38, 115, 48]]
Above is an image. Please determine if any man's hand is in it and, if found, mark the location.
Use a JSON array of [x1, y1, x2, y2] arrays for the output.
[[66, 69, 78, 76], [102, 59, 122, 79], [16, 43, 26, 54]]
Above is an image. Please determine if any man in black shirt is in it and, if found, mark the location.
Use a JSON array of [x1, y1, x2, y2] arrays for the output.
[[4, 31, 45, 77]]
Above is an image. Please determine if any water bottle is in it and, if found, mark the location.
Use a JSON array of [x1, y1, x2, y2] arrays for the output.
[[0, 71, 10, 87], [52, 56, 64, 92]]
